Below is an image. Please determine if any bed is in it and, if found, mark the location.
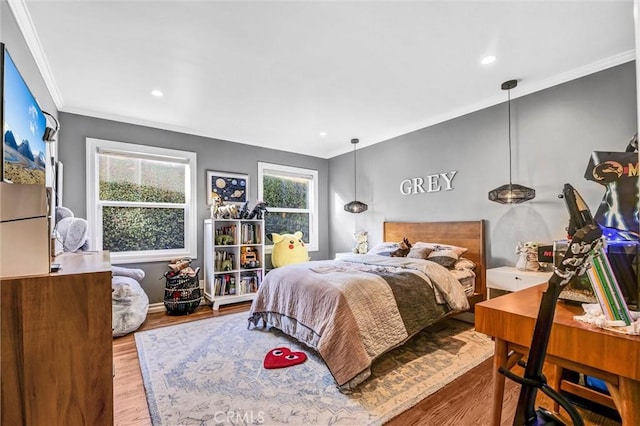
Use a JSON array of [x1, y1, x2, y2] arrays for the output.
[[248, 220, 487, 390]]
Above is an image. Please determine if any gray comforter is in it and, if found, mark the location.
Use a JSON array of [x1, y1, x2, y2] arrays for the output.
[[248, 254, 470, 390]]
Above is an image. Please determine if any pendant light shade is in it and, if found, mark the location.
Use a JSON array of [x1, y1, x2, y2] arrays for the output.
[[344, 138, 368, 213], [488, 183, 536, 204], [488, 80, 535, 204]]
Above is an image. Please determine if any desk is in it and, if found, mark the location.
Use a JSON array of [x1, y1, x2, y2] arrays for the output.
[[475, 284, 640, 425]]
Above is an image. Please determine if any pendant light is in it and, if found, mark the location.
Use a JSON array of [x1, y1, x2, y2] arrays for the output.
[[488, 80, 536, 204], [344, 138, 368, 213]]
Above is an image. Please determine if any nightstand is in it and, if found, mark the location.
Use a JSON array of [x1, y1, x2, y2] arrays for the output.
[[486, 266, 552, 299]]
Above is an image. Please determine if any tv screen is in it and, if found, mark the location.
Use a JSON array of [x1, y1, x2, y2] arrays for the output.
[[1, 43, 47, 185]]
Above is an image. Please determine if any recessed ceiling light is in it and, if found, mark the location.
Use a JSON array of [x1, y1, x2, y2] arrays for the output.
[[481, 55, 496, 65], [151, 89, 164, 97], [319, 132, 327, 137]]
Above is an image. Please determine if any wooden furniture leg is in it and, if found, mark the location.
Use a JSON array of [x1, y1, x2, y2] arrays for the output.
[[617, 377, 640, 426], [492, 338, 508, 426], [551, 365, 563, 414]]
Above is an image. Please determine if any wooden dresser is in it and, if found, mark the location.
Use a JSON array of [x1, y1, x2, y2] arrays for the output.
[[1, 251, 113, 426]]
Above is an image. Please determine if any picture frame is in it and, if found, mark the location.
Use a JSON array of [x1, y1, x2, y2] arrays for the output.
[[206, 170, 248, 205]]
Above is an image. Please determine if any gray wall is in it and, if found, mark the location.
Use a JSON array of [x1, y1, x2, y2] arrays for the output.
[[4, 0, 637, 302], [58, 113, 329, 303], [329, 62, 638, 268]]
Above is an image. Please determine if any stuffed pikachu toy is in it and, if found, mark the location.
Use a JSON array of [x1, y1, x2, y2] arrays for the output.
[[270, 231, 310, 268]]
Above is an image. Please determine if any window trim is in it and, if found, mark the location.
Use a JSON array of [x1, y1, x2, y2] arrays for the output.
[[86, 138, 197, 264], [258, 162, 319, 252]]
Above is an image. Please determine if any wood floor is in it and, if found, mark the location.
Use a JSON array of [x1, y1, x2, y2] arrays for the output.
[[114, 303, 621, 426]]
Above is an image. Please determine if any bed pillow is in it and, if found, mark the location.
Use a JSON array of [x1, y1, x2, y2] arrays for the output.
[[367, 242, 399, 257], [412, 242, 468, 257], [427, 248, 462, 269], [406, 246, 433, 260], [454, 257, 476, 271]]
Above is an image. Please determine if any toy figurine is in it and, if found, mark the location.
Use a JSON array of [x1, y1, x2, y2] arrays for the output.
[[515, 241, 541, 271], [239, 201, 250, 219], [247, 202, 268, 219]]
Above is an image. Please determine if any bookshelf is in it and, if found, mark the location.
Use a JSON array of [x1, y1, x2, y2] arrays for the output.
[[204, 218, 265, 310]]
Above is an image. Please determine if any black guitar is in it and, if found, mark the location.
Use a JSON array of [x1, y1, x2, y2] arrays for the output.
[[504, 184, 603, 426]]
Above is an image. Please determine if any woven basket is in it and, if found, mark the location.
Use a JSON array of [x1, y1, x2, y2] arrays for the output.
[[163, 271, 201, 315]]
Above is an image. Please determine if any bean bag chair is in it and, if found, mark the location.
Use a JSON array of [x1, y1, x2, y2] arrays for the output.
[[55, 207, 149, 336], [112, 266, 149, 337]]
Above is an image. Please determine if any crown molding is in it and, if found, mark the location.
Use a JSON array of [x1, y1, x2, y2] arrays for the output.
[[324, 50, 636, 159], [520, 50, 636, 99], [8, 0, 64, 109]]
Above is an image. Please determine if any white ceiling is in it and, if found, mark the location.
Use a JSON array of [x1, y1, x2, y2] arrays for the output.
[[14, 0, 637, 159]]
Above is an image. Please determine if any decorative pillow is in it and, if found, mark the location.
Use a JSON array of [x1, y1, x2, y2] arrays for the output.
[[112, 265, 146, 281], [427, 248, 462, 269], [454, 257, 476, 271], [413, 242, 468, 257], [367, 242, 399, 257], [406, 247, 433, 260]]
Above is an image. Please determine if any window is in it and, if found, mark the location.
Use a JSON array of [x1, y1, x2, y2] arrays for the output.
[[86, 138, 197, 263], [258, 162, 318, 252]]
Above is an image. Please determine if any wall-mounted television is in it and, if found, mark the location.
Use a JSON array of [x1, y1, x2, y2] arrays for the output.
[[1, 42, 47, 185]]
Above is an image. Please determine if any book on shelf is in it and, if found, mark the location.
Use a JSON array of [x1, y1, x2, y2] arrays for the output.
[[239, 270, 262, 294], [214, 277, 222, 296], [241, 223, 262, 245], [215, 224, 236, 237], [227, 275, 236, 295], [215, 274, 235, 297]]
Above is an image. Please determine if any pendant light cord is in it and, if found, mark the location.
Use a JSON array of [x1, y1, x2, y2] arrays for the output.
[[507, 87, 513, 188], [353, 142, 357, 200]]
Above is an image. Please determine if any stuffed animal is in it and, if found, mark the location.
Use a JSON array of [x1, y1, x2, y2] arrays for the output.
[[515, 241, 541, 271], [166, 257, 198, 276], [353, 231, 368, 254], [168, 258, 191, 273], [270, 231, 310, 268], [390, 237, 412, 257], [55, 206, 91, 252]]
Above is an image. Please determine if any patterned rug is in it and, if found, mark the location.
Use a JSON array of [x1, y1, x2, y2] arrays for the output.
[[135, 312, 494, 426]]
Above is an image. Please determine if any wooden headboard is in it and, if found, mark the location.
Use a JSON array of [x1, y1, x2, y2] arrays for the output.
[[383, 220, 487, 306]]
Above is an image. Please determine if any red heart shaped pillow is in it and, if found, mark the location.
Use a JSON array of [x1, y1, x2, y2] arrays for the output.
[[263, 347, 307, 369]]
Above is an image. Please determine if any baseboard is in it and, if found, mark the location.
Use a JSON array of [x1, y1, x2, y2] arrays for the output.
[[148, 302, 166, 314], [149, 279, 209, 314]]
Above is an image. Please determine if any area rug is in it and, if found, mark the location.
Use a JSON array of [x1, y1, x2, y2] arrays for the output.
[[135, 312, 494, 426]]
